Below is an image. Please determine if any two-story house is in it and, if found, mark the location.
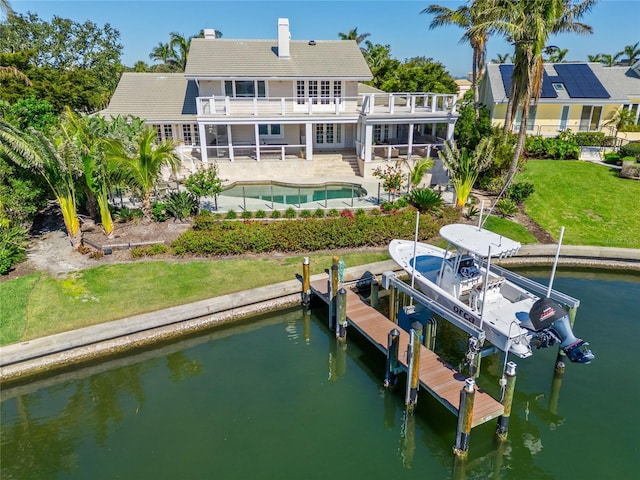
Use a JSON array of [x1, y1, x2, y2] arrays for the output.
[[101, 18, 459, 181], [479, 61, 640, 138]]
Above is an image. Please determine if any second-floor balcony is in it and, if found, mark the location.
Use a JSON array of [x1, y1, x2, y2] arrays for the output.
[[195, 93, 458, 118]]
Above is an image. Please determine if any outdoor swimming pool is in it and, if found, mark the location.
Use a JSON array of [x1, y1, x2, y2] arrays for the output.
[[221, 181, 367, 206]]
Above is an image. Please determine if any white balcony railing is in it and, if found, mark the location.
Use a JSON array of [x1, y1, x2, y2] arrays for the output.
[[195, 93, 457, 117]]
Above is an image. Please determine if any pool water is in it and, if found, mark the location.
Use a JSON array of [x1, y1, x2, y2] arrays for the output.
[[222, 182, 367, 205]]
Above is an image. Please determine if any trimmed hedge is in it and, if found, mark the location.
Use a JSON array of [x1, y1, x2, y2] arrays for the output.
[[620, 141, 640, 161], [172, 207, 460, 256]]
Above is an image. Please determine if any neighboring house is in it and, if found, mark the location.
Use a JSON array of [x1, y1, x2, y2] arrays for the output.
[[101, 19, 459, 180], [480, 61, 640, 137]]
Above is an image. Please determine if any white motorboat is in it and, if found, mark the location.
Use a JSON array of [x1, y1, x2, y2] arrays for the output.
[[389, 223, 593, 363]]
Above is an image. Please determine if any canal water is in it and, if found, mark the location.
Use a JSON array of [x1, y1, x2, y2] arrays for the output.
[[1, 270, 638, 479]]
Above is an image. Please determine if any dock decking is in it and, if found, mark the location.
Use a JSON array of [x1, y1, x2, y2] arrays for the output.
[[310, 279, 504, 428]]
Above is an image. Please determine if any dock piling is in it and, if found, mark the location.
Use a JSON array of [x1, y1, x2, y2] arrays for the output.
[[329, 257, 339, 330], [301, 257, 311, 307], [424, 317, 437, 351], [496, 361, 517, 441], [384, 328, 401, 388], [405, 322, 423, 410], [389, 285, 397, 324], [370, 278, 379, 309], [336, 288, 347, 339], [453, 378, 476, 458]]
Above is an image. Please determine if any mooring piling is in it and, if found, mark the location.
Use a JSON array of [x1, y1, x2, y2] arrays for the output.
[[301, 257, 311, 307], [328, 256, 340, 330], [336, 287, 347, 339], [453, 378, 476, 458], [549, 356, 565, 415], [400, 407, 416, 468], [405, 322, 423, 410], [303, 307, 311, 345], [496, 361, 517, 441], [370, 278, 379, 309], [388, 284, 397, 324], [384, 328, 401, 388]]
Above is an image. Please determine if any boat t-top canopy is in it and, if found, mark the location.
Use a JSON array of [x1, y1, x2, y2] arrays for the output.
[[440, 224, 521, 258]]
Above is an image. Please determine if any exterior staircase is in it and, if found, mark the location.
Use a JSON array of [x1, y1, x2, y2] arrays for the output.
[[313, 153, 360, 177]]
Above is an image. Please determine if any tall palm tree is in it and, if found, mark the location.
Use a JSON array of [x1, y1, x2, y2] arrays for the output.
[[338, 28, 371, 45], [422, 1, 495, 120], [587, 53, 603, 62], [474, 0, 596, 187], [0, 119, 82, 247], [104, 129, 179, 216], [620, 42, 640, 65], [148, 42, 177, 70], [546, 47, 569, 62], [169, 32, 192, 72]]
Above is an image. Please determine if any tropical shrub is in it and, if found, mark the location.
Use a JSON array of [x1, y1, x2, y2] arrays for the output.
[[620, 141, 640, 162], [131, 243, 170, 258], [0, 225, 29, 275], [114, 207, 144, 223], [284, 207, 297, 219], [151, 201, 169, 222], [524, 132, 579, 160], [407, 188, 443, 213], [164, 191, 198, 220], [225, 209, 237, 219], [313, 208, 325, 218], [373, 163, 406, 194], [507, 182, 535, 204], [574, 131, 605, 147], [171, 208, 461, 256], [299, 209, 312, 218], [495, 198, 518, 217], [270, 210, 281, 219], [327, 208, 339, 217], [255, 209, 267, 219], [240, 210, 253, 219]]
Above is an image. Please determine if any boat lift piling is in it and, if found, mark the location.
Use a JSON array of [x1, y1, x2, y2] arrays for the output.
[[370, 278, 379, 309], [453, 378, 476, 458], [495, 361, 518, 441], [301, 257, 311, 307], [406, 322, 423, 410], [384, 328, 401, 388], [336, 288, 347, 339]]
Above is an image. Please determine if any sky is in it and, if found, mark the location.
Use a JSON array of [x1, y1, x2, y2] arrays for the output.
[[7, 0, 640, 78]]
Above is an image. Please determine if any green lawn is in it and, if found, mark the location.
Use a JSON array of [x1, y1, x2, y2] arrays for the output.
[[0, 251, 390, 345], [518, 160, 640, 248]]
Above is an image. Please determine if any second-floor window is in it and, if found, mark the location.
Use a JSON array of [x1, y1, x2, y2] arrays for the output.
[[295, 81, 343, 104], [224, 80, 266, 98]]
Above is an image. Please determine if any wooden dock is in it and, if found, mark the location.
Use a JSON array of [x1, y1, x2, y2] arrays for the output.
[[310, 279, 504, 428]]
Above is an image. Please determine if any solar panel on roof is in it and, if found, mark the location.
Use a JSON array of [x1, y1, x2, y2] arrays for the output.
[[498, 64, 557, 98], [553, 64, 610, 99]]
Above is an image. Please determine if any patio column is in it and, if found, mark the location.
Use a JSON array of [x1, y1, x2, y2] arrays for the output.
[[198, 123, 208, 164], [447, 120, 455, 142], [305, 123, 313, 161], [364, 124, 373, 162], [227, 125, 234, 162], [407, 123, 414, 161], [254, 124, 261, 161]]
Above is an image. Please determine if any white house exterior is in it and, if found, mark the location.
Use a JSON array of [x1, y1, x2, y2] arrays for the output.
[[101, 19, 459, 180]]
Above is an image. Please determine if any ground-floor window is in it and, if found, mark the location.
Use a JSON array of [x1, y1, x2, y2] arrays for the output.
[[182, 124, 200, 145], [514, 106, 537, 132], [579, 105, 602, 131], [258, 124, 282, 137], [373, 124, 390, 143]]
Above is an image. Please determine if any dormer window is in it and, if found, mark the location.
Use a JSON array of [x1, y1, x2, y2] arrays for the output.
[[553, 83, 565, 91]]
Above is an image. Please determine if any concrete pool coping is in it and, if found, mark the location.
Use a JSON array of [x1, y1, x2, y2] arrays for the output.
[[1, 248, 639, 383]]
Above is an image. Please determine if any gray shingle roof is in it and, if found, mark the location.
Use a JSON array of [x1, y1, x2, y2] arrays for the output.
[[100, 73, 197, 122], [484, 62, 640, 104], [184, 38, 372, 79]]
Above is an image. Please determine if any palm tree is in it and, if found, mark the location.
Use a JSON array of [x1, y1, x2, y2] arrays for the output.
[[0, 119, 82, 247], [148, 42, 177, 70], [104, 129, 180, 216], [599, 52, 623, 67], [398, 157, 434, 190], [587, 53, 603, 62], [620, 42, 640, 65], [169, 32, 192, 72], [132, 60, 149, 72], [492, 52, 511, 63], [546, 47, 569, 62], [438, 137, 494, 208], [474, 0, 596, 187], [338, 28, 371, 45], [1, 0, 13, 17], [422, 1, 495, 120]]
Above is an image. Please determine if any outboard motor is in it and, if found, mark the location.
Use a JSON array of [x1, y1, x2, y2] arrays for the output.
[[528, 298, 594, 364]]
